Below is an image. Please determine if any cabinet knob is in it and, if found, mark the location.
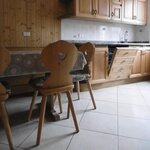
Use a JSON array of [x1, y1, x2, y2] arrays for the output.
[[94, 10, 97, 15], [92, 9, 95, 15]]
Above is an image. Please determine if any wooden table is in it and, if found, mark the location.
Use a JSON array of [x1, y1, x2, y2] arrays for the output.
[[0, 50, 86, 121]]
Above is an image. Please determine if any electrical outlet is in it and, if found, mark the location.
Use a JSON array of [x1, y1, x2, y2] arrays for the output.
[[23, 32, 31, 37]]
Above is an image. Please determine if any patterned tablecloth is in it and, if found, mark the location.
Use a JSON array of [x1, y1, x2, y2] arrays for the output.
[[1, 50, 86, 77]]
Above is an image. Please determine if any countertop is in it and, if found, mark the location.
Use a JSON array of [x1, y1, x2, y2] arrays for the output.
[[68, 40, 150, 47]]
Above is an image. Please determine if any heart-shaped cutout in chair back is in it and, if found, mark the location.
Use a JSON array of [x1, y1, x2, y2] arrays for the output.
[[57, 52, 66, 61]]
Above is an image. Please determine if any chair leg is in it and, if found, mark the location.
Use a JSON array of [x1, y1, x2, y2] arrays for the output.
[[36, 95, 47, 145], [66, 91, 79, 132], [76, 81, 80, 100], [28, 90, 38, 121], [57, 93, 62, 114], [87, 80, 96, 109], [67, 102, 70, 119], [0, 102, 14, 150]]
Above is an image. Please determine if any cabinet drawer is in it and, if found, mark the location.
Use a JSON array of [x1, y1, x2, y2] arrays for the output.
[[109, 73, 129, 80], [113, 57, 135, 65], [110, 65, 132, 74], [116, 50, 137, 57]]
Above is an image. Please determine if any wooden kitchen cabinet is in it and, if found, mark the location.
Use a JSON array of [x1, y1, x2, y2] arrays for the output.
[[95, 0, 111, 20], [130, 50, 142, 77], [68, 0, 111, 20], [122, 0, 135, 23], [130, 49, 150, 78], [109, 47, 138, 80], [75, 0, 94, 17], [91, 47, 108, 84], [111, 0, 122, 21], [122, 0, 147, 25], [141, 50, 150, 75], [63, 0, 147, 25], [136, 0, 147, 25]]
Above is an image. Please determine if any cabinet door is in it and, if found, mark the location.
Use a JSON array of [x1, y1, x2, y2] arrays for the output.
[[135, 0, 147, 25], [111, 3, 122, 21], [92, 47, 108, 83], [122, 0, 135, 23], [141, 51, 150, 75], [76, 0, 94, 17], [95, 0, 111, 20], [130, 51, 142, 77]]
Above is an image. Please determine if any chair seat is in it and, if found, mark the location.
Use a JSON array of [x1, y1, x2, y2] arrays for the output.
[[39, 84, 74, 95], [71, 73, 90, 82], [71, 69, 90, 82]]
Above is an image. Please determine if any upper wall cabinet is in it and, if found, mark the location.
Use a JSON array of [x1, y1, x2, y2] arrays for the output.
[[62, 0, 147, 25], [136, 0, 147, 25], [68, 0, 111, 20], [122, 0, 147, 25], [111, 0, 122, 21]]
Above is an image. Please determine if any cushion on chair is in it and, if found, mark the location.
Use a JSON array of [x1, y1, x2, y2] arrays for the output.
[[70, 65, 91, 82]]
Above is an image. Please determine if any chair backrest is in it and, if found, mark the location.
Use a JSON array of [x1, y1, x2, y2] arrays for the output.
[[41, 40, 78, 88], [79, 42, 95, 65], [0, 45, 11, 95], [78, 42, 95, 74]]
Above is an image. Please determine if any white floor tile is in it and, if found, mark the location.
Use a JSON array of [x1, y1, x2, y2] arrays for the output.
[[119, 116, 150, 140], [20, 124, 75, 150], [87, 101, 117, 115], [68, 130, 118, 150], [119, 136, 150, 150], [53, 99, 89, 128], [118, 95, 146, 106], [0, 121, 38, 147], [80, 112, 117, 135], [1, 81, 150, 150], [118, 104, 150, 119]]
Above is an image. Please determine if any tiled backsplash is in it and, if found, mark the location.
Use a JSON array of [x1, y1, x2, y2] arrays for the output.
[[61, 19, 135, 42]]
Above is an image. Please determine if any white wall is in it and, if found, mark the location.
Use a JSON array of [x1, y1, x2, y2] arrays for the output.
[[61, 19, 135, 42], [134, 0, 150, 42]]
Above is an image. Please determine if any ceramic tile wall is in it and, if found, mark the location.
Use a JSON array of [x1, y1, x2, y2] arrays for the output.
[[61, 19, 135, 42]]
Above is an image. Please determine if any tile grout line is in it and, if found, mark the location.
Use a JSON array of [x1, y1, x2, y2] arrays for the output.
[[17, 123, 38, 149], [136, 83, 150, 111], [65, 99, 91, 150], [117, 86, 119, 150]]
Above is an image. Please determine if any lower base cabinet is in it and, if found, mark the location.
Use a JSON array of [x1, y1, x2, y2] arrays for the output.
[[91, 46, 150, 85], [91, 47, 108, 84], [130, 49, 150, 78]]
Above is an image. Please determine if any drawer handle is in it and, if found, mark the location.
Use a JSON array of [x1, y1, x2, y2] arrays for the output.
[[123, 52, 129, 55], [92, 9, 95, 15], [119, 68, 124, 72], [120, 60, 126, 64], [117, 76, 121, 78]]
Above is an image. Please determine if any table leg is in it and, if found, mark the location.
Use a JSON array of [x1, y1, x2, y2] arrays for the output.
[[46, 95, 60, 121]]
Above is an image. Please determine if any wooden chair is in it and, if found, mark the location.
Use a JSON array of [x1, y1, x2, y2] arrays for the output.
[[0, 46, 14, 150], [71, 42, 96, 109], [31, 40, 79, 145]]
